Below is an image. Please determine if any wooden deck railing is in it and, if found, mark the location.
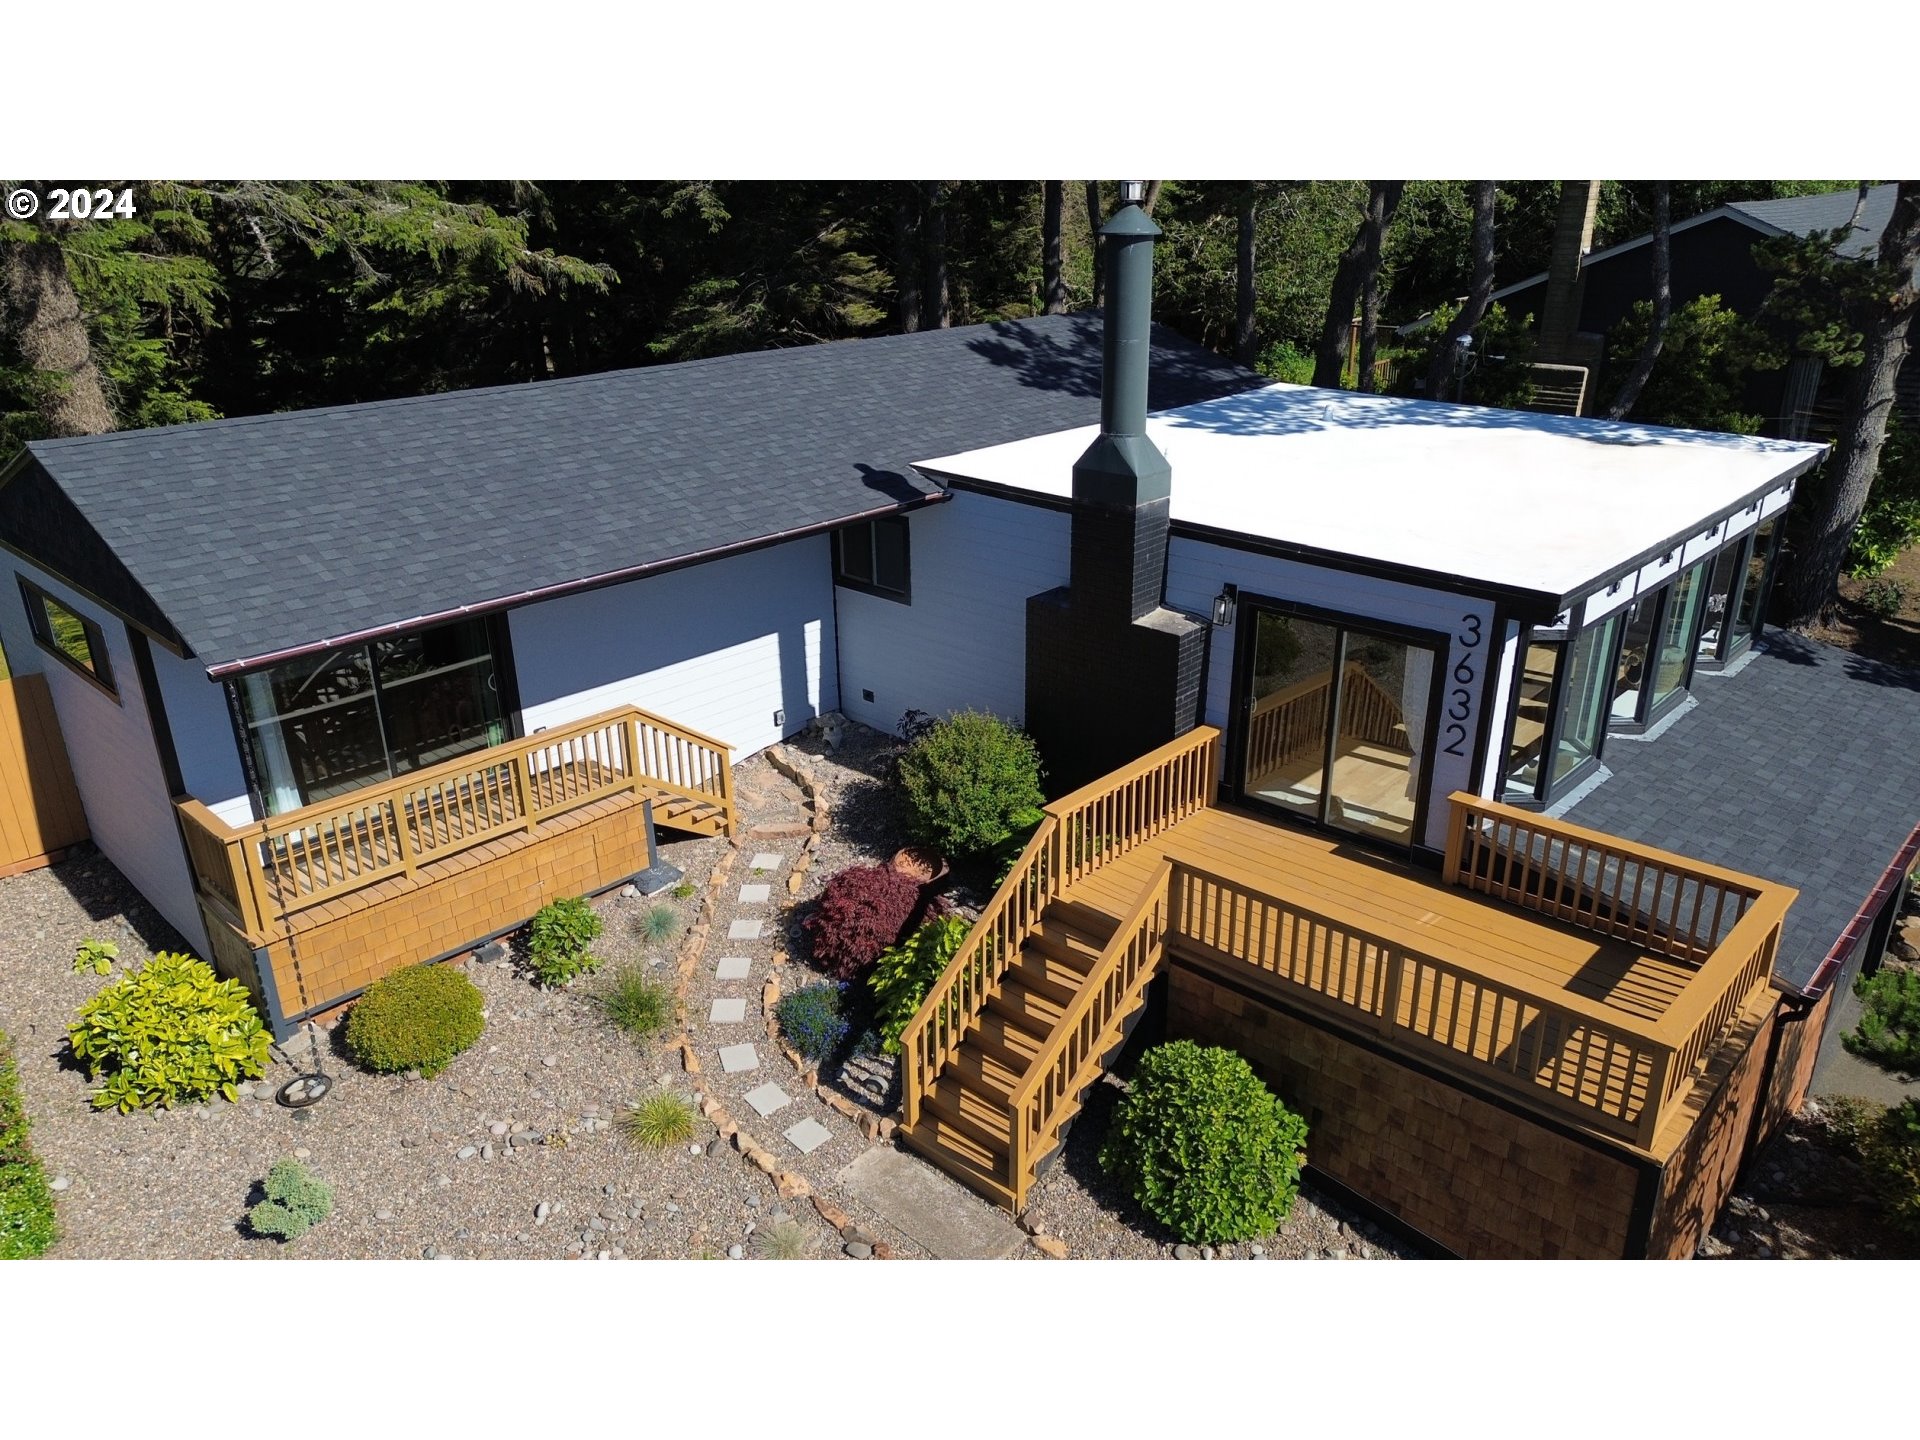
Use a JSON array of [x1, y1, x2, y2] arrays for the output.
[[1008, 858, 1173, 1207], [1444, 792, 1771, 963], [899, 725, 1220, 1129], [176, 704, 734, 937], [1245, 662, 1406, 784], [1171, 857, 1701, 1148]]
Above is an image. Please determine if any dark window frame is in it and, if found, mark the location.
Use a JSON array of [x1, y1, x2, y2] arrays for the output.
[[832, 516, 911, 603], [19, 577, 118, 700]]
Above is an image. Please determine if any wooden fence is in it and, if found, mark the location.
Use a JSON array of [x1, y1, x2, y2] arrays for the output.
[[0, 674, 87, 877]]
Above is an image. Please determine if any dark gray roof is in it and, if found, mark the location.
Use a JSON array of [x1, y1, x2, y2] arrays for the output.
[[8, 314, 1258, 672], [1727, 184, 1899, 258], [1566, 631, 1920, 989]]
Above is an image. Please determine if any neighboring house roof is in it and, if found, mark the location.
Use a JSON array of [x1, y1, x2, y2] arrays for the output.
[[918, 383, 1827, 610], [1491, 183, 1902, 305], [0, 314, 1260, 675]]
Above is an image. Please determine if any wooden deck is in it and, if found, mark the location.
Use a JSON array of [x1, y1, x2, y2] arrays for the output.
[[897, 726, 1796, 1211], [1067, 808, 1698, 1028]]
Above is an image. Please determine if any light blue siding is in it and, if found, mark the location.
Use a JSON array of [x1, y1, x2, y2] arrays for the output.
[[3, 559, 210, 955], [511, 536, 838, 759], [149, 643, 253, 825], [834, 490, 1070, 734]]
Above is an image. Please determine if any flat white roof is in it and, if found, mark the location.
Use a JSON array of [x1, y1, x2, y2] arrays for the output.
[[916, 384, 1827, 602]]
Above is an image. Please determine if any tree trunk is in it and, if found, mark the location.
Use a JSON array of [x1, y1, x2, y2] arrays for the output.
[[1312, 192, 1373, 388], [1356, 181, 1405, 394], [893, 183, 921, 333], [1235, 187, 1258, 367], [1, 226, 116, 436], [1142, 181, 1164, 217], [1605, 182, 1672, 419], [1085, 182, 1104, 308], [924, 181, 951, 329], [1425, 181, 1498, 401], [1042, 181, 1066, 315], [1781, 180, 1920, 628]]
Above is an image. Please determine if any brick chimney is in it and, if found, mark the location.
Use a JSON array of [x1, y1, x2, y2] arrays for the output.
[[1023, 187, 1209, 793]]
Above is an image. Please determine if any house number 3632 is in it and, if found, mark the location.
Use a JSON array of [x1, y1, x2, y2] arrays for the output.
[[1440, 612, 1483, 757]]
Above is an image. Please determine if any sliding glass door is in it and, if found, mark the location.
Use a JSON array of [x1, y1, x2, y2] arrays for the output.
[[1237, 607, 1437, 847]]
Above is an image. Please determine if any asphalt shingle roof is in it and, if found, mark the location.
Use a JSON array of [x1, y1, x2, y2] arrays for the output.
[[1566, 631, 1920, 989], [1728, 183, 1900, 259], [14, 314, 1258, 672]]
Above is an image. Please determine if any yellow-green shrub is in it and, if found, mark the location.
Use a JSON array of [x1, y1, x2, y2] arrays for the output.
[[344, 963, 485, 1078], [68, 952, 270, 1112]]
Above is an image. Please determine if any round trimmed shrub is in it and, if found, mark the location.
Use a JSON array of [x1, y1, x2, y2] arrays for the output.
[[344, 963, 485, 1079], [896, 710, 1046, 861], [68, 951, 271, 1112], [801, 863, 924, 980], [1098, 1040, 1308, 1245]]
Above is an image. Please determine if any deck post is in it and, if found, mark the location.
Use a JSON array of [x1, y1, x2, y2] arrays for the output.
[[1443, 797, 1469, 887], [511, 748, 535, 832], [390, 798, 417, 880]]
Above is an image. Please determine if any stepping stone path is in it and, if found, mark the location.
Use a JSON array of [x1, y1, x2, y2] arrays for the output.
[[739, 883, 771, 904], [784, 1118, 833, 1155], [718, 1044, 760, 1074], [715, 956, 751, 980], [744, 1083, 793, 1117], [727, 919, 763, 941], [709, 997, 747, 1023]]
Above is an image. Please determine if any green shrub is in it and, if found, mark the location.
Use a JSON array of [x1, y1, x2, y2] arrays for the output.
[[774, 982, 850, 1064], [247, 1158, 334, 1242], [528, 896, 603, 986], [1855, 577, 1907, 619], [1255, 339, 1314, 386], [871, 915, 970, 1055], [1, 1030, 58, 1259], [72, 938, 118, 976], [343, 963, 485, 1079], [1098, 1040, 1309, 1245], [602, 966, 675, 1039], [621, 1091, 697, 1149], [69, 952, 271, 1112], [671, 881, 696, 900], [896, 711, 1046, 861], [1817, 1094, 1884, 1159], [1862, 1098, 1920, 1235], [1843, 968, 1920, 1073]]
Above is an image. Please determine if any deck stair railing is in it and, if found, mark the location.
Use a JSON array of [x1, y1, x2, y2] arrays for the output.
[[899, 725, 1220, 1129], [176, 704, 734, 937]]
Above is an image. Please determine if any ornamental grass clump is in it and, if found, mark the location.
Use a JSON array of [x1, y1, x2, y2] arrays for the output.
[[68, 952, 271, 1112], [895, 710, 1046, 861], [774, 982, 851, 1065], [1098, 1040, 1309, 1246], [343, 963, 484, 1079], [1, 1030, 58, 1259], [801, 863, 923, 981], [247, 1158, 334, 1242], [527, 896, 604, 987], [602, 966, 675, 1040], [622, 1091, 698, 1149]]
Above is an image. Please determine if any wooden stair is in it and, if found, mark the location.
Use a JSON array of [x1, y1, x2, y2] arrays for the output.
[[900, 901, 1123, 1207], [641, 783, 731, 837]]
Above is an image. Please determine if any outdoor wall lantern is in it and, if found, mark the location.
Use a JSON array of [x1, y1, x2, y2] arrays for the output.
[[1213, 585, 1237, 627], [1122, 180, 1147, 206]]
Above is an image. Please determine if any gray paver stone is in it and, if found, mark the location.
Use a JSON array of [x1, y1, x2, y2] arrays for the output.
[[709, 997, 748, 1024], [738, 883, 772, 904], [749, 853, 784, 871], [727, 919, 764, 941], [784, 1117, 833, 1154], [743, 1083, 793, 1117], [718, 1044, 760, 1074], [715, 956, 752, 980]]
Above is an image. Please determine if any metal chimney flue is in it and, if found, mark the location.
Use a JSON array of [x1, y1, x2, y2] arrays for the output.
[[1022, 185, 1210, 793]]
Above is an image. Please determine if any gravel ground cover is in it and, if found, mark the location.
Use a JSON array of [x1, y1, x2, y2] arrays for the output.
[[1, 715, 1417, 1261]]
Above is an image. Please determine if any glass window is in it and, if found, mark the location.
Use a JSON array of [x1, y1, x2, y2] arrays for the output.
[[1735, 516, 1779, 635], [1505, 636, 1561, 799], [1553, 613, 1619, 784], [1652, 561, 1706, 713], [833, 517, 910, 599], [20, 581, 116, 696], [1697, 546, 1743, 661], [1241, 612, 1338, 820], [233, 618, 504, 816], [1611, 594, 1655, 725], [1328, 634, 1429, 843]]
